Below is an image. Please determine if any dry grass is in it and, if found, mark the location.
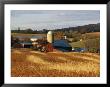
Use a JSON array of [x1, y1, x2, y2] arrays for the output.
[[11, 48, 100, 77], [85, 32, 100, 38]]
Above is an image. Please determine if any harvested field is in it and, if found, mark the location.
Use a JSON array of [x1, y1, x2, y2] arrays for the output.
[[86, 32, 100, 37], [11, 48, 100, 77]]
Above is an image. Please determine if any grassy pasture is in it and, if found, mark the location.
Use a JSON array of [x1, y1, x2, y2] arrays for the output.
[[69, 32, 100, 48]]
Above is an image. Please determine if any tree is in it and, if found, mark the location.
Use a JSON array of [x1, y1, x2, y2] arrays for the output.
[[25, 28, 33, 33], [79, 28, 87, 34], [11, 35, 20, 47], [18, 27, 20, 33], [54, 31, 64, 40], [43, 29, 48, 33]]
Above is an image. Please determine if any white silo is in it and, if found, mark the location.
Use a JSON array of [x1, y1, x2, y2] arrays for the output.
[[47, 31, 54, 43]]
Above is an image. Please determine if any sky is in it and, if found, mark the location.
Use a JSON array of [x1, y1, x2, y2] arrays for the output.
[[11, 10, 100, 30]]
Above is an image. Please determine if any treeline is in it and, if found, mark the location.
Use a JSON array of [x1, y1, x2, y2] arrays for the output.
[[11, 28, 48, 34], [54, 23, 100, 34], [11, 23, 100, 34]]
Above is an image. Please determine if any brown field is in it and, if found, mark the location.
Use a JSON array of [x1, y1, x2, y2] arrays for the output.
[[11, 48, 100, 77], [85, 32, 100, 38]]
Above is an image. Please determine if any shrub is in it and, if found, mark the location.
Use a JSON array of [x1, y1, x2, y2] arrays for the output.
[[11, 36, 20, 47]]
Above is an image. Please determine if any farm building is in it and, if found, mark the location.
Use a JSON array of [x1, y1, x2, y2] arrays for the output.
[[47, 31, 54, 43], [30, 36, 46, 42], [12, 31, 72, 52], [12, 42, 32, 48], [46, 31, 72, 52], [52, 40, 72, 52], [20, 42, 33, 48], [12, 35, 46, 48]]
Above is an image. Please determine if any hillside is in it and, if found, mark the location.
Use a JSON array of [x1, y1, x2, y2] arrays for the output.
[[69, 32, 100, 48], [11, 23, 100, 34], [54, 23, 100, 33]]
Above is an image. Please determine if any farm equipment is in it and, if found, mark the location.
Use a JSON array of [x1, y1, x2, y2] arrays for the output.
[[32, 39, 53, 52]]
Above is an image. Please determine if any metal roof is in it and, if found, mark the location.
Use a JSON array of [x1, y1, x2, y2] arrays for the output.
[[20, 42, 32, 45], [53, 40, 71, 47]]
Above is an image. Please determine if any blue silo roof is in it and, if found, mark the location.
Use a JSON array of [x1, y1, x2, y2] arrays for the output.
[[53, 40, 71, 47]]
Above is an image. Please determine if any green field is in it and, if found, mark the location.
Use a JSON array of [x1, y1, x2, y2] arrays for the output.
[[69, 41, 85, 48], [69, 38, 100, 49]]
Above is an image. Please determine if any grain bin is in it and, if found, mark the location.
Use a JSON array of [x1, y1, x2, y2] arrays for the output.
[[47, 31, 54, 43]]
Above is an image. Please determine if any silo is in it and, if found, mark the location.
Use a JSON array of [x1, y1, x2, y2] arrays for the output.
[[47, 31, 54, 43]]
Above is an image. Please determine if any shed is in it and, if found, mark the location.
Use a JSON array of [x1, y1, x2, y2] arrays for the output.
[[30, 36, 45, 42], [20, 42, 32, 48], [52, 40, 72, 52]]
